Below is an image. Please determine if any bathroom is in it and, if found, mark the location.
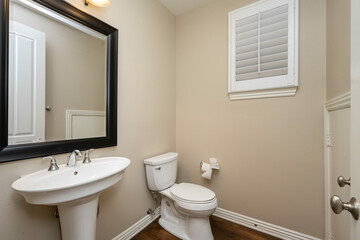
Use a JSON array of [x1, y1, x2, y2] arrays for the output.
[[0, 0, 356, 239]]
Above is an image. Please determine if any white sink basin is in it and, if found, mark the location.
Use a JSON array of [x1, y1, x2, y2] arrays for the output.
[[12, 156, 130, 240], [12, 157, 130, 205]]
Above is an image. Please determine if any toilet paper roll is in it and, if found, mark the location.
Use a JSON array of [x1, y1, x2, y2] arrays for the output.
[[201, 162, 211, 172], [209, 158, 220, 169], [202, 169, 212, 180], [209, 158, 217, 164]]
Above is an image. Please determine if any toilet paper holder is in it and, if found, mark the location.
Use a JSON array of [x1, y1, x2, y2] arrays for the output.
[[200, 158, 219, 180], [200, 159, 220, 170]]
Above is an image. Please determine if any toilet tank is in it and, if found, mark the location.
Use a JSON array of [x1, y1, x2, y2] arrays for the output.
[[144, 152, 178, 191]]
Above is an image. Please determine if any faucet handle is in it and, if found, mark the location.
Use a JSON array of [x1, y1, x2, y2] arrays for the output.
[[83, 148, 94, 164], [42, 156, 59, 171]]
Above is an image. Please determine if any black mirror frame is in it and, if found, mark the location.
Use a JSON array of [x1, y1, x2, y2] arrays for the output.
[[0, 0, 118, 162]]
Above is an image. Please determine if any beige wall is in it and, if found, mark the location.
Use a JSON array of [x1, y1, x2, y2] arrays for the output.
[[0, 0, 336, 239], [176, 0, 326, 238], [0, 0, 175, 239], [11, 3, 106, 141], [326, 0, 351, 100]]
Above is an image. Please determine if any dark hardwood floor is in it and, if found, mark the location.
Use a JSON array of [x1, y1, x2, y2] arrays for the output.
[[132, 216, 281, 240]]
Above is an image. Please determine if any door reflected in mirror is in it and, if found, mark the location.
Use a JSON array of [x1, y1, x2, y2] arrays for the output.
[[8, 0, 107, 145]]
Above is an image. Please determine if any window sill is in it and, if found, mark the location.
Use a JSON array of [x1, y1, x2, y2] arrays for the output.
[[228, 86, 298, 100]]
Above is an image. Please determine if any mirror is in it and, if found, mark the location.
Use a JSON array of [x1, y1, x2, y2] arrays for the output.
[[9, 0, 107, 144], [0, 0, 118, 162]]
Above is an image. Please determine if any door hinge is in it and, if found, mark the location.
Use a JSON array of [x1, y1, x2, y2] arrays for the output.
[[326, 134, 333, 147], [327, 231, 333, 240]]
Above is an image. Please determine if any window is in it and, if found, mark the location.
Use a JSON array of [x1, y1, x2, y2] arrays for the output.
[[228, 0, 298, 100]]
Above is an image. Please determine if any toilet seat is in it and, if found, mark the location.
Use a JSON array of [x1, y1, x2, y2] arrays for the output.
[[170, 183, 217, 211], [170, 183, 216, 203]]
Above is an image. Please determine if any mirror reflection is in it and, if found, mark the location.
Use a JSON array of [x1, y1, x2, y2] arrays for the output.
[[8, 0, 107, 145]]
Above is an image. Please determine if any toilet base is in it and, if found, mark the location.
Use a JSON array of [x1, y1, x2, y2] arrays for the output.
[[186, 217, 214, 240], [159, 196, 214, 240], [159, 217, 189, 240]]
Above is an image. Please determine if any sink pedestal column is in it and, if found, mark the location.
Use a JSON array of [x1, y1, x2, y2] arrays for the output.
[[58, 194, 99, 240]]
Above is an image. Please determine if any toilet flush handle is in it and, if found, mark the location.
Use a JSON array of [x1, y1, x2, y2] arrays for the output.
[[155, 166, 161, 170]]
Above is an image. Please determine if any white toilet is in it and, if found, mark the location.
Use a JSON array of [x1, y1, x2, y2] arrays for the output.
[[144, 152, 217, 240]]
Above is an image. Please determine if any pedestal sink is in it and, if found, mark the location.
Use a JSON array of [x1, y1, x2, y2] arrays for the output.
[[12, 157, 130, 240]]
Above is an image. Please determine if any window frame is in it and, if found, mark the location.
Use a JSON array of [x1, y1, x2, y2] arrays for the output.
[[228, 0, 299, 100]]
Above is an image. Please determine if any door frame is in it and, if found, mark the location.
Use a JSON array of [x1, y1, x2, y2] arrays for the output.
[[324, 92, 351, 240]]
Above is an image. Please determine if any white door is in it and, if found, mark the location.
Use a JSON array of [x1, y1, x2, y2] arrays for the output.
[[327, 1, 360, 239], [8, 21, 46, 145], [350, 0, 360, 238]]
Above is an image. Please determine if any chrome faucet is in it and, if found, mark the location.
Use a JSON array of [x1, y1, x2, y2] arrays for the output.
[[67, 150, 82, 167]]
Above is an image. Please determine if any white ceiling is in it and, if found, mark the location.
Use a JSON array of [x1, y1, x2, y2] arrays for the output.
[[158, 0, 216, 16]]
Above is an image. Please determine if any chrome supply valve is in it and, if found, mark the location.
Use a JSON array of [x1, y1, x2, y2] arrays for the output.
[[43, 156, 59, 171], [83, 148, 94, 164], [67, 150, 82, 167]]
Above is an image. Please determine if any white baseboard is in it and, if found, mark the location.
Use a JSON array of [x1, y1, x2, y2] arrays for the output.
[[213, 208, 322, 240], [113, 206, 321, 240], [112, 207, 160, 240]]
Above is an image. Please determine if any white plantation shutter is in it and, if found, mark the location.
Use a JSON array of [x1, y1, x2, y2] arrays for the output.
[[235, 14, 259, 81], [259, 5, 288, 77], [229, 0, 298, 100]]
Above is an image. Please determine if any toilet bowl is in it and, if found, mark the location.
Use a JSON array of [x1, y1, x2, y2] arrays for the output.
[[144, 153, 217, 240]]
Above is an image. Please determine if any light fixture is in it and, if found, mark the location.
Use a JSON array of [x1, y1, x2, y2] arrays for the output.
[[85, 0, 110, 7]]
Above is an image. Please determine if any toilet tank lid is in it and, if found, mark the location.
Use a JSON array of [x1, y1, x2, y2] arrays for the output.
[[144, 152, 178, 165]]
